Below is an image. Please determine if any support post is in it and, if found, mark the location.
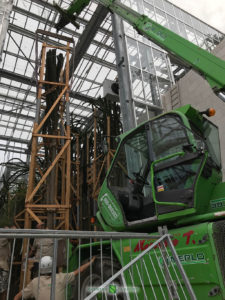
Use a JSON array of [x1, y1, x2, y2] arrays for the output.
[[111, 13, 136, 131]]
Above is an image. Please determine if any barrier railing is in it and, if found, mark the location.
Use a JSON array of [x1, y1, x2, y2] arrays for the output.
[[0, 229, 196, 300]]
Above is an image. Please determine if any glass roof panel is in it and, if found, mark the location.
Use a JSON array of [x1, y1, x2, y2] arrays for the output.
[[0, 0, 224, 178]]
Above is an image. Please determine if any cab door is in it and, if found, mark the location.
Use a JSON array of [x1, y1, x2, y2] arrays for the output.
[[149, 114, 203, 215]]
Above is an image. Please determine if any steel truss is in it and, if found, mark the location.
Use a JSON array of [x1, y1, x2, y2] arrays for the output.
[[15, 30, 74, 232]]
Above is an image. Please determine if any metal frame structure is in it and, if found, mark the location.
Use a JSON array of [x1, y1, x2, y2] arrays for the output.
[[84, 233, 197, 300], [0, 0, 224, 245], [15, 30, 73, 231], [0, 0, 117, 179], [88, 111, 114, 201], [73, 101, 121, 230], [0, 0, 13, 62], [0, 228, 196, 300], [0, 1, 223, 296], [0, 0, 224, 177], [15, 30, 75, 288]]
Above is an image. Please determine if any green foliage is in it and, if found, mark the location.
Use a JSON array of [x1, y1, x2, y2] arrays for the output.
[[0, 180, 27, 227], [0, 158, 29, 227]]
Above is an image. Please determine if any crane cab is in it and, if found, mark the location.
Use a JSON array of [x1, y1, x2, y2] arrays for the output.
[[97, 105, 222, 231]]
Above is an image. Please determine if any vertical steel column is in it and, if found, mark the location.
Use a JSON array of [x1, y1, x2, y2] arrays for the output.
[[65, 41, 71, 230], [112, 15, 141, 176], [75, 134, 80, 229], [111, 14, 136, 131], [50, 239, 58, 300], [0, 0, 12, 62], [25, 43, 46, 208], [106, 116, 111, 170], [19, 42, 47, 288], [92, 110, 97, 199]]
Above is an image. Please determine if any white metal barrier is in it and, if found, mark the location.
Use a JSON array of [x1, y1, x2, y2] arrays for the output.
[[0, 229, 196, 300]]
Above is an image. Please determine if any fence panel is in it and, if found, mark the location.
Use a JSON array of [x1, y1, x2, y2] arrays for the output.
[[0, 229, 196, 300]]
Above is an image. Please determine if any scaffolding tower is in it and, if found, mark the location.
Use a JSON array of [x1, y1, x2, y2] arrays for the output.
[[15, 30, 74, 231]]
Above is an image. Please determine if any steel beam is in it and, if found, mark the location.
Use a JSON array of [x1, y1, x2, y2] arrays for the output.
[[0, 123, 31, 133], [0, 108, 35, 121], [12, 5, 114, 53], [8, 24, 116, 70], [0, 69, 100, 105], [0, 93, 35, 107], [0, 92, 93, 117], [21, 0, 111, 36], [0, 0, 13, 61], [111, 14, 136, 131], [69, 4, 109, 77], [3, 50, 35, 65], [0, 134, 29, 144], [0, 68, 35, 85], [0, 82, 36, 97], [0, 147, 26, 154]]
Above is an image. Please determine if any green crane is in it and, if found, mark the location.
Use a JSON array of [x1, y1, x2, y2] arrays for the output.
[[55, 1, 225, 299]]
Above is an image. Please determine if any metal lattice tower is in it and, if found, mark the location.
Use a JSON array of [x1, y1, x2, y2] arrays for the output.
[[16, 30, 74, 231]]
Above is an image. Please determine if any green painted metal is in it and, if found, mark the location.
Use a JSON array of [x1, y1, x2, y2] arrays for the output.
[[150, 151, 187, 207], [66, 0, 90, 15], [64, 104, 225, 298], [98, 186, 125, 231], [110, 222, 225, 299], [70, 221, 225, 299], [175, 105, 204, 132], [208, 222, 225, 299], [56, 0, 225, 94], [57, 1, 225, 298], [96, 107, 225, 231], [84, 106, 225, 297]]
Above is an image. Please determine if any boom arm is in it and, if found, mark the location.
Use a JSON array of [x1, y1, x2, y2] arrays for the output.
[[55, 0, 225, 99]]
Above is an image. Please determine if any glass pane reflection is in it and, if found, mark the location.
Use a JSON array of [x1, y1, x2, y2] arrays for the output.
[[123, 0, 224, 121]]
